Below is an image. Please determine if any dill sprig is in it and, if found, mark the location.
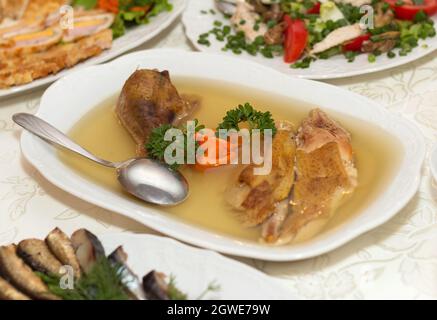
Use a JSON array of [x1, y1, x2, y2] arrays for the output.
[[196, 280, 221, 300], [38, 257, 129, 300], [40, 262, 221, 300], [167, 275, 188, 300], [167, 275, 221, 300], [217, 103, 277, 136]]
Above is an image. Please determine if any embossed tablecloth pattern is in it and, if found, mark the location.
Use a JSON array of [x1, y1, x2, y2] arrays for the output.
[[1, 20, 436, 300]]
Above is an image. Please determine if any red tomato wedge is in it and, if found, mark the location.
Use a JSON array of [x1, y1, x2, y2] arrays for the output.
[[283, 15, 309, 63], [342, 33, 371, 52], [307, 2, 321, 14], [385, 0, 437, 20]]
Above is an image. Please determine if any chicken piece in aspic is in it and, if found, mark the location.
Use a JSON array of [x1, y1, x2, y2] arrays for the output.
[[271, 109, 357, 244], [226, 109, 357, 245], [116, 69, 200, 156], [230, 1, 267, 42], [225, 121, 296, 227]]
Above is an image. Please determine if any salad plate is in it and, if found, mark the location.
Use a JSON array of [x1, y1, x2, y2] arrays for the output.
[[0, 0, 186, 99], [19, 49, 425, 261], [182, 0, 437, 80]]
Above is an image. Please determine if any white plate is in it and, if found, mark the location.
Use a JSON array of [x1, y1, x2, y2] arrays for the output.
[[182, 0, 437, 80], [99, 233, 292, 299], [431, 144, 437, 183], [0, 0, 186, 99], [20, 49, 425, 261]]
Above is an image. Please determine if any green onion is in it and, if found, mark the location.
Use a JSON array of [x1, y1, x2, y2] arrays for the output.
[[344, 51, 358, 62], [387, 51, 396, 58], [291, 57, 315, 69]]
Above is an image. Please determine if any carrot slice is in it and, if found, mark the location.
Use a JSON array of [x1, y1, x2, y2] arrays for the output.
[[194, 132, 238, 171]]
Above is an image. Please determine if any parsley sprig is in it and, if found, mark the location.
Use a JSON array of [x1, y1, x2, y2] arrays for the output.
[[146, 119, 205, 170], [217, 103, 277, 136]]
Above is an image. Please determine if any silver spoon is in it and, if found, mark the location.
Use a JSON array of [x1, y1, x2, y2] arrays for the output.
[[13, 113, 189, 206]]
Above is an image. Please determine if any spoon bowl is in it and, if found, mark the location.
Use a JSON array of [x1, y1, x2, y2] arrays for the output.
[[117, 158, 189, 206], [12, 113, 189, 206]]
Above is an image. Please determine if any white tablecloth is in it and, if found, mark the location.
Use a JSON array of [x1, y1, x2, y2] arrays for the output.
[[1, 19, 437, 300]]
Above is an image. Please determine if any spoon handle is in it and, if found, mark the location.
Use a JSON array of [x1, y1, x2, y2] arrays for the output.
[[13, 113, 117, 168]]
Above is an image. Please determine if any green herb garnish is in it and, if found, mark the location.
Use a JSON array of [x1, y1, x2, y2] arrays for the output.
[[168, 275, 188, 300], [39, 257, 129, 300], [267, 20, 277, 29], [291, 56, 315, 69], [217, 103, 277, 136], [414, 10, 429, 23], [344, 50, 358, 62], [111, 0, 173, 38], [112, 13, 126, 38], [167, 276, 220, 300], [196, 280, 221, 300], [197, 24, 282, 59], [72, 0, 97, 9], [387, 50, 396, 58], [396, 18, 435, 56], [145, 119, 205, 170], [318, 46, 342, 59]]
